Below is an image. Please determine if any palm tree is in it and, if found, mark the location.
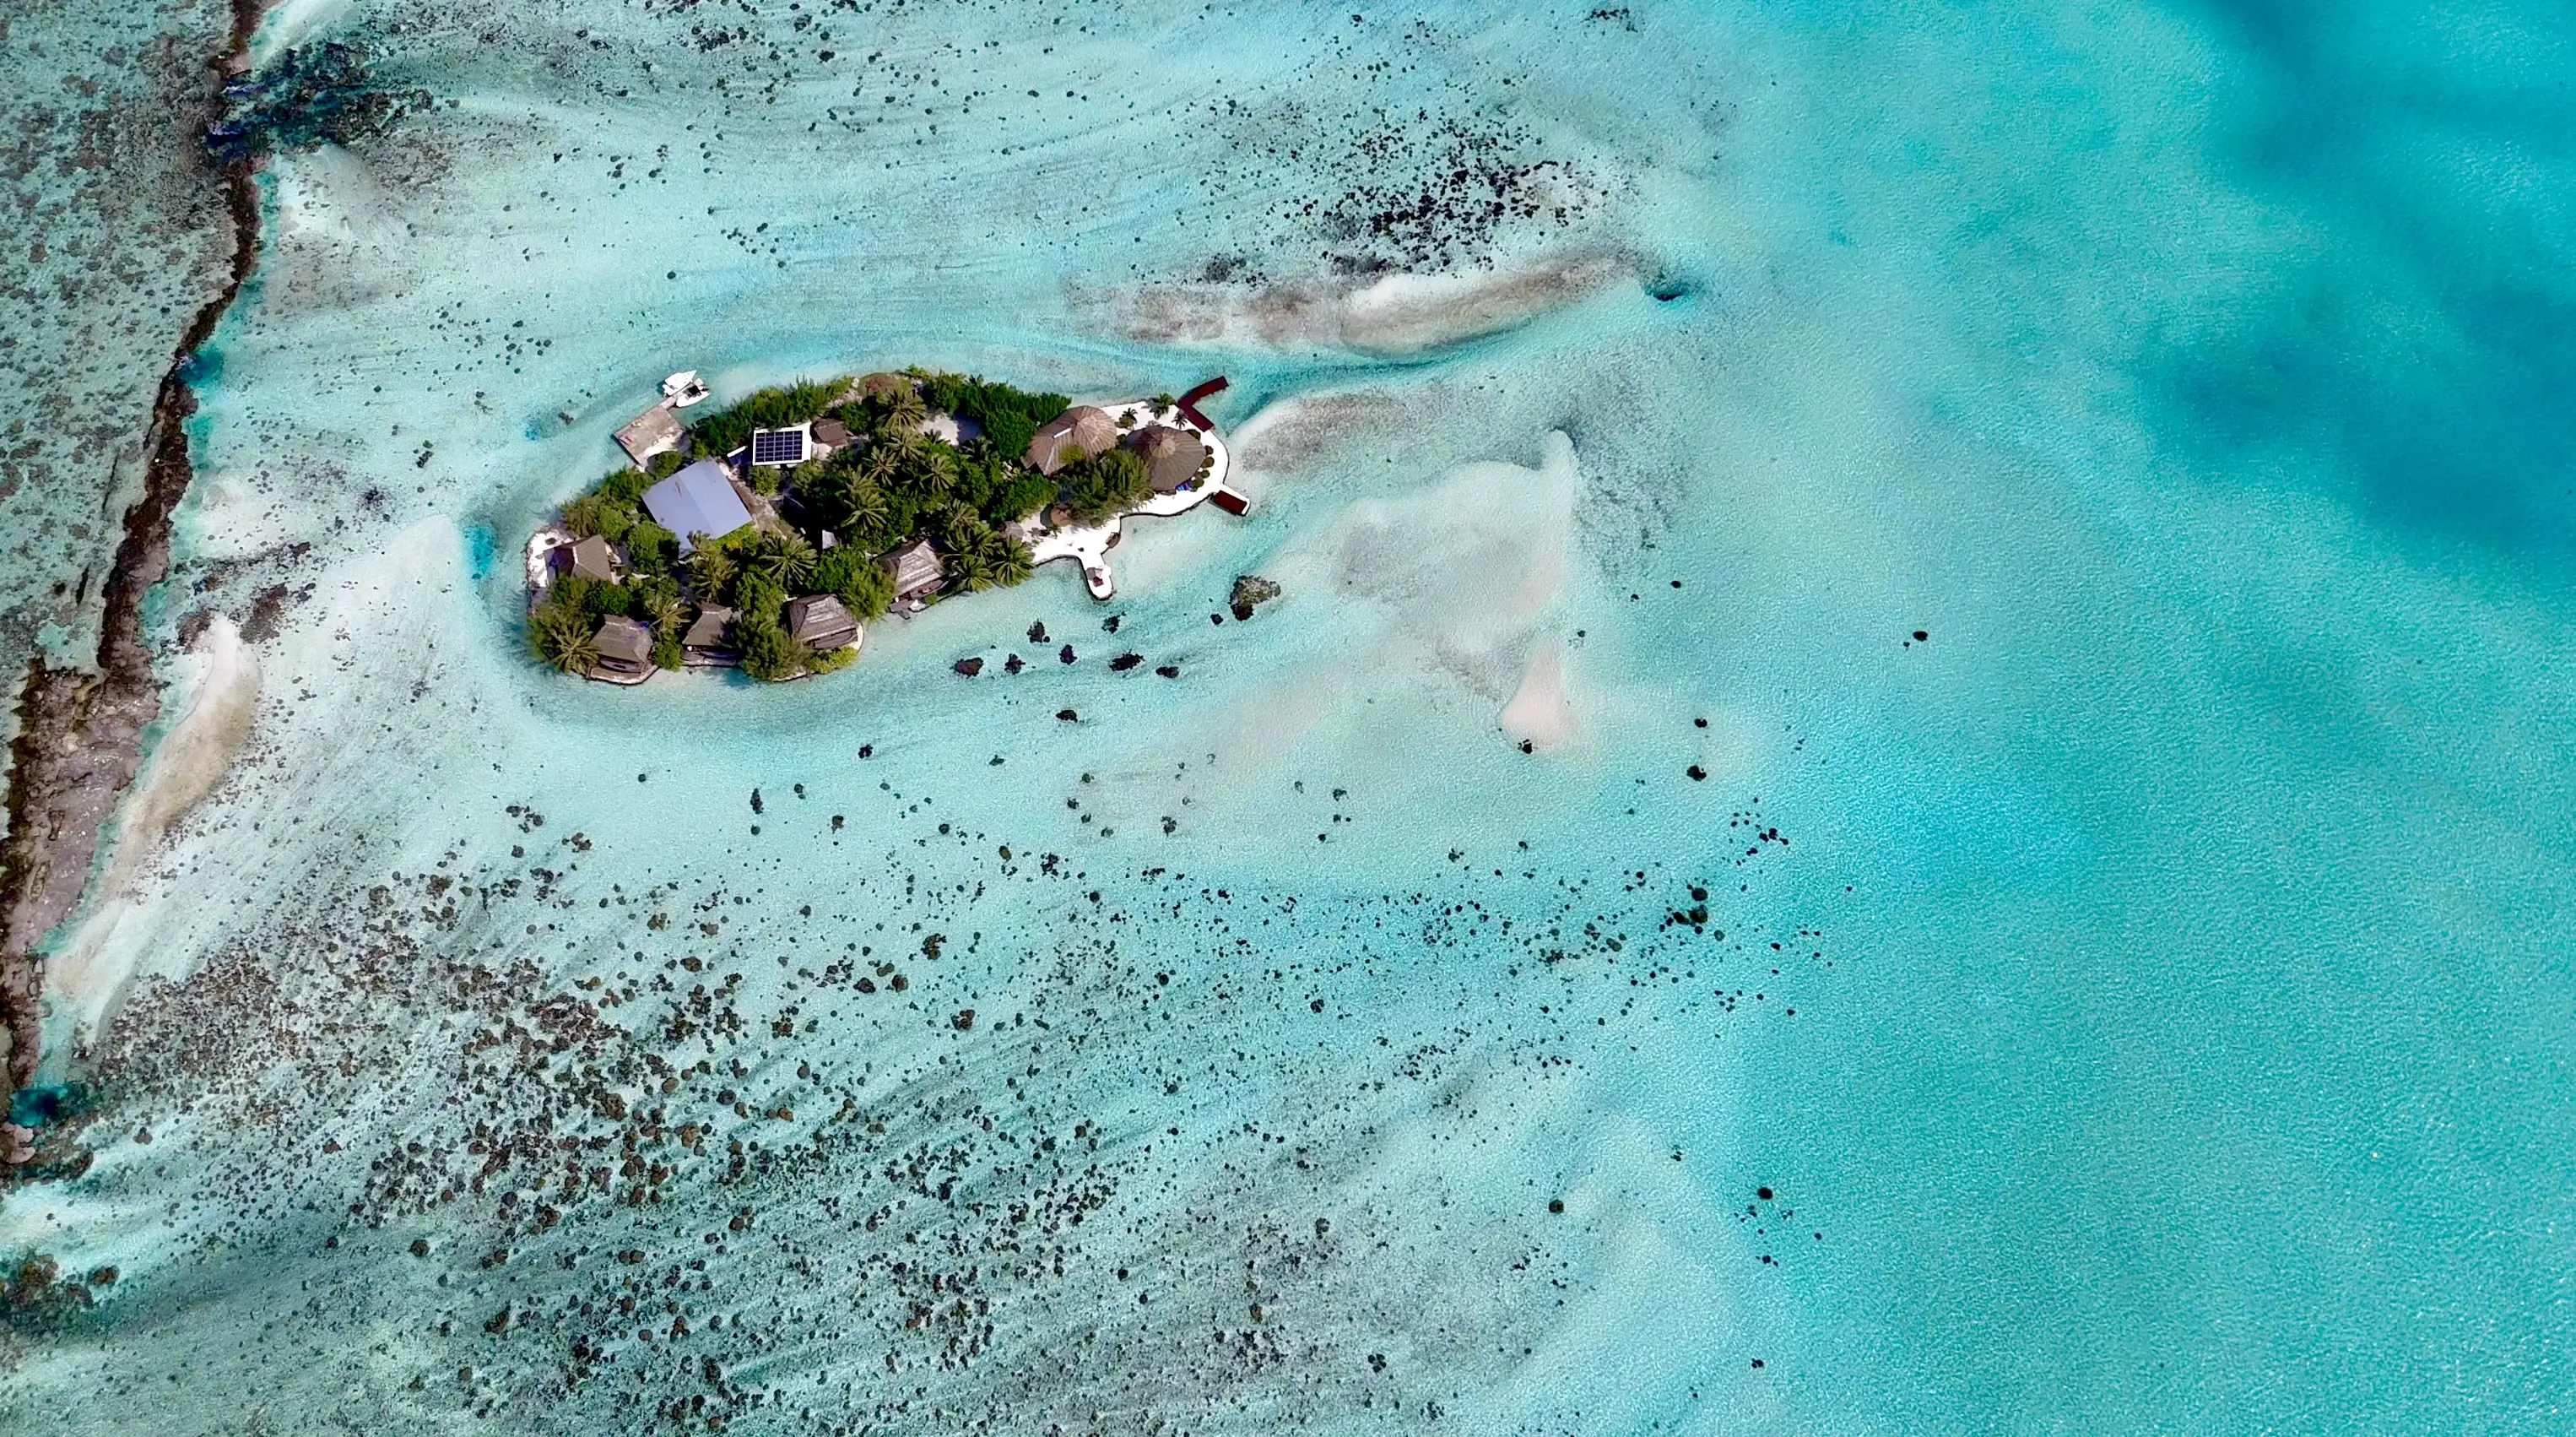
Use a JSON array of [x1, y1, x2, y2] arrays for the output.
[[835, 479, 890, 539], [884, 385, 928, 433], [912, 447, 960, 498], [750, 531, 816, 590], [687, 542, 736, 600], [859, 440, 906, 489], [641, 590, 684, 637], [949, 546, 996, 594], [528, 605, 598, 674], [987, 531, 1034, 588], [930, 502, 986, 551]]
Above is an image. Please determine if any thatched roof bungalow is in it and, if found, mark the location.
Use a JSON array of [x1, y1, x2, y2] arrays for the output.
[[1123, 425, 1209, 495], [1023, 406, 1118, 476], [785, 595, 861, 651], [683, 605, 735, 665], [879, 538, 944, 599], [593, 615, 652, 678], [559, 534, 619, 583]]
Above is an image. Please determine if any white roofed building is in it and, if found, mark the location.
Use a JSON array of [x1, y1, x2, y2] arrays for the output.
[[642, 460, 755, 551]]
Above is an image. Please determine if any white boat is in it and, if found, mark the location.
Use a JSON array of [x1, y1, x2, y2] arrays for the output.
[[661, 370, 711, 408]]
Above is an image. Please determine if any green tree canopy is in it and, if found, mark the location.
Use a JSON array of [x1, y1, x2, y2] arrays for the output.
[[560, 493, 636, 543], [1057, 447, 1152, 524]]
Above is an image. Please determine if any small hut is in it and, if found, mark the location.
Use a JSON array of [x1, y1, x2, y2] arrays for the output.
[[1123, 425, 1209, 495], [593, 616, 652, 678], [1023, 406, 1118, 475], [683, 605, 736, 665], [785, 595, 861, 651], [559, 534, 619, 583], [879, 538, 944, 600], [810, 415, 853, 449]]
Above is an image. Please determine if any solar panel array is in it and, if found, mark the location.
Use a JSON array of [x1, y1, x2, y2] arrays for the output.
[[750, 429, 806, 466]]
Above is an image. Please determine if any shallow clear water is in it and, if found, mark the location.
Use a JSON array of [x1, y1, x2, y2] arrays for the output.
[[4, 0, 2573, 1432]]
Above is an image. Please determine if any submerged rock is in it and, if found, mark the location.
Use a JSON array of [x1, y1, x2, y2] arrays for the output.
[[953, 657, 984, 677], [1230, 575, 1282, 621], [205, 43, 430, 162]]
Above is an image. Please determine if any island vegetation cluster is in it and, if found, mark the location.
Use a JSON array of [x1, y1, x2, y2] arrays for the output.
[[527, 370, 1167, 682]]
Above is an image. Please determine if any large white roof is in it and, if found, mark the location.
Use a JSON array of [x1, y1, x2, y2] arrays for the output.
[[642, 461, 754, 550]]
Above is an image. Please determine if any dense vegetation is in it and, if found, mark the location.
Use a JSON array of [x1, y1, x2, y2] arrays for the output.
[[684, 377, 845, 461], [1055, 447, 1154, 524], [533, 369, 1164, 682], [918, 372, 1070, 464]]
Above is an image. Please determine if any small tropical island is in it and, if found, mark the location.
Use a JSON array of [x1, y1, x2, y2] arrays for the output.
[[523, 368, 1243, 683]]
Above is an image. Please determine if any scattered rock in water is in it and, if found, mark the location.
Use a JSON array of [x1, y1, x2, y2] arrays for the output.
[[1109, 653, 1143, 672], [1058, 645, 1076, 664], [1004, 654, 1025, 675], [1056, 709, 1079, 722], [1102, 615, 1122, 633], [953, 657, 984, 677], [1155, 664, 1181, 678], [1027, 621, 1048, 644], [951, 1009, 975, 1031], [1229, 574, 1282, 621], [203, 42, 430, 163]]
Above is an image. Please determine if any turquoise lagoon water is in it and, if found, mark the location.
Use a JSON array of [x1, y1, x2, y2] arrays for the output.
[[3, 0, 2574, 1433]]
